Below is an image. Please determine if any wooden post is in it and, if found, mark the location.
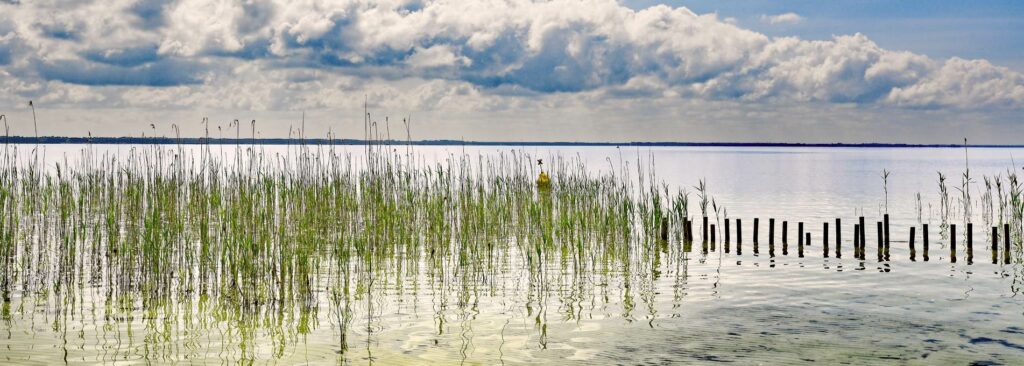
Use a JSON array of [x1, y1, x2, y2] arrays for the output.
[[823, 222, 829, 258], [724, 219, 730, 253], [859, 216, 866, 258], [800, 232, 808, 258], [967, 223, 973, 264], [1004, 223, 1011, 265], [753, 218, 759, 254], [853, 224, 860, 259], [684, 219, 693, 253], [923, 224, 929, 261], [782, 221, 789, 255], [798, 222, 804, 248], [876, 221, 883, 262], [967, 223, 973, 250], [992, 226, 998, 264], [883, 214, 890, 252], [835, 218, 841, 258], [736, 218, 743, 255], [909, 226, 916, 261], [737, 219, 743, 244], [725, 218, 731, 244], [769, 218, 776, 257], [711, 224, 716, 251], [950, 224, 957, 263], [702, 221, 708, 254], [703, 216, 709, 244]]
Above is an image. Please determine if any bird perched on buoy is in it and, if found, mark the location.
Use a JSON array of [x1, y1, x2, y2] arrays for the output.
[[536, 159, 551, 190]]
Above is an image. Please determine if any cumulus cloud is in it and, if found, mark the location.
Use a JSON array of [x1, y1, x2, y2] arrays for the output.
[[761, 12, 803, 25], [886, 58, 1024, 108], [0, 0, 1021, 116]]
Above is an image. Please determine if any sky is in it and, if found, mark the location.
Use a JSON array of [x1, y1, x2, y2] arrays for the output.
[[0, 0, 1022, 143]]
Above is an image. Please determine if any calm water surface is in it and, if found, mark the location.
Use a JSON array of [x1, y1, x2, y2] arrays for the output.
[[3, 144, 1024, 364]]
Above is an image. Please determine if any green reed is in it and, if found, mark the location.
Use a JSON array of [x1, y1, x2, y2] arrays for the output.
[[0, 138, 693, 362]]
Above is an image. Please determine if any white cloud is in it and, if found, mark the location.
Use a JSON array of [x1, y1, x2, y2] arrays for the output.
[[886, 57, 1024, 108], [761, 12, 804, 25], [0, 0, 1021, 140], [405, 44, 471, 69]]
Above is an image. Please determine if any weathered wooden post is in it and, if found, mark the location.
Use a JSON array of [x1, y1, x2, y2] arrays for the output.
[[782, 221, 789, 255], [702, 224, 708, 254], [1004, 223, 1011, 264], [923, 224, 929, 261], [859, 216, 866, 258], [683, 219, 693, 253], [801, 232, 808, 258], [798, 222, 804, 249], [725, 218, 731, 244], [883, 214, 890, 252], [835, 218, 841, 258], [950, 224, 957, 263], [909, 226, 916, 261], [724, 219, 731, 253], [711, 224, 717, 251], [736, 218, 743, 255], [992, 226, 999, 264], [853, 223, 861, 259], [967, 223, 974, 264], [876, 222, 883, 262], [968, 223, 974, 250], [703, 216, 709, 244], [753, 218, 760, 254], [737, 219, 743, 244], [823, 222, 829, 258]]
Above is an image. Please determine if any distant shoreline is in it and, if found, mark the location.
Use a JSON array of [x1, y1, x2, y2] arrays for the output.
[[0, 136, 1018, 148]]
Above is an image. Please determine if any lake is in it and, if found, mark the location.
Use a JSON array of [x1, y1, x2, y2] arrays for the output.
[[1, 144, 1023, 364]]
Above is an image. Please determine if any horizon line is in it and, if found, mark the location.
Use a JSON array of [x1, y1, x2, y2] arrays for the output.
[[0, 136, 1016, 148]]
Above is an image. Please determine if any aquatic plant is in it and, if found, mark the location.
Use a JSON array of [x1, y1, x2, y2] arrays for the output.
[[695, 178, 709, 218], [0, 132, 711, 362], [983, 176, 994, 229], [670, 185, 689, 240], [921, 190, 929, 222], [961, 138, 973, 220], [28, 101, 37, 139], [881, 169, 891, 214], [1008, 170, 1023, 242], [938, 172, 950, 228], [996, 174, 1007, 225]]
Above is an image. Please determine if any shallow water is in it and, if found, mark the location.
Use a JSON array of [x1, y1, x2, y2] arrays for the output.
[[2, 144, 1024, 364]]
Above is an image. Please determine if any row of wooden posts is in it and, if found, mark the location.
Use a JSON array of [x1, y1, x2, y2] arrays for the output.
[[661, 214, 1013, 264]]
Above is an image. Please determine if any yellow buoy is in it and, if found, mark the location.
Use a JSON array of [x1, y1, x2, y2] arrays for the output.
[[536, 170, 551, 189]]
